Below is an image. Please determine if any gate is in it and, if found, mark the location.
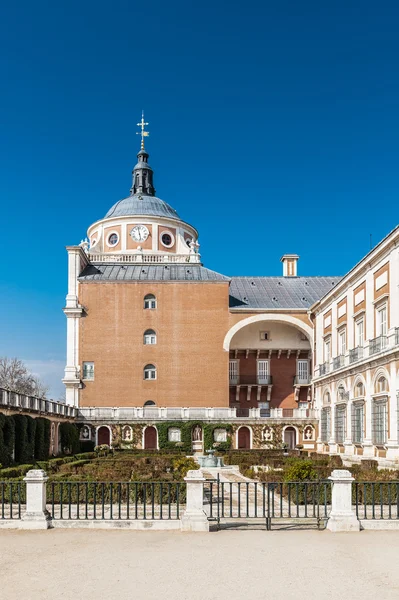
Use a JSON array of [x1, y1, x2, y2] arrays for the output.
[[204, 475, 331, 530]]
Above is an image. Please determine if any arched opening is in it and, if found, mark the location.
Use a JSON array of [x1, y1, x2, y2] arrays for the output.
[[144, 329, 157, 345], [144, 364, 157, 380], [237, 426, 251, 449], [144, 294, 156, 310], [97, 426, 111, 446], [376, 376, 389, 394], [284, 426, 297, 449], [144, 400, 156, 406], [144, 426, 157, 449]]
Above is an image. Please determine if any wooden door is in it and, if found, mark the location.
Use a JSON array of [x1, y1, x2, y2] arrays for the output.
[[144, 426, 157, 449], [97, 426, 110, 446], [238, 427, 250, 449], [284, 427, 296, 449]]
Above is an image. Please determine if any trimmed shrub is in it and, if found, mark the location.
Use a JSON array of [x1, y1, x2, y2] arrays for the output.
[[80, 440, 95, 453], [34, 418, 51, 460], [59, 423, 80, 454], [0, 414, 15, 467], [0, 463, 34, 479]]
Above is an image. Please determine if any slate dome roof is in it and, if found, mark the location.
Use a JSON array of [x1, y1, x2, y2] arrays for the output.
[[104, 194, 181, 220]]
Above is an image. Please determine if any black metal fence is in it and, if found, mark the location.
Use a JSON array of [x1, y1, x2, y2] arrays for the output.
[[46, 481, 185, 521], [354, 481, 399, 520], [0, 482, 24, 520], [204, 477, 331, 529]]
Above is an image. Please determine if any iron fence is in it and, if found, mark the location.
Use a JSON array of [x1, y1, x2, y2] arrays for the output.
[[0, 482, 24, 520], [354, 481, 399, 520], [204, 476, 331, 529], [47, 481, 185, 521]]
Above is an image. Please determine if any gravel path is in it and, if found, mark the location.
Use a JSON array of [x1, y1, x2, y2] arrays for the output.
[[1, 529, 399, 600]]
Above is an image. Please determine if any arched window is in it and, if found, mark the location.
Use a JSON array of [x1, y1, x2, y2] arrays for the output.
[[144, 329, 157, 345], [144, 364, 157, 380], [144, 400, 156, 406], [376, 376, 388, 394], [354, 381, 365, 398], [337, 385, 346, 402], [323, 391, 331, 404], [144, 294, 156, 309]]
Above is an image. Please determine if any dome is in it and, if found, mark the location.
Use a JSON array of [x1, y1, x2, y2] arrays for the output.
[[104, 194, 181, 220]]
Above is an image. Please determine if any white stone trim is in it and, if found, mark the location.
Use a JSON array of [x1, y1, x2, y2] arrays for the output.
[[105, 231, 120, 248], [142, 425, 159, 450], [235, 425, 253, 449], [95, 425, 113, 447]]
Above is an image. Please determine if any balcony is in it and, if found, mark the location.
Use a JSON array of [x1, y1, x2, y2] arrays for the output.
[[396, 328, 399, 346], [349, 346, 364, 364], [369, 335, 387, 356], [229, 375, 273, 385], [319, 362, 330, 376], [0, 388, 77, 418], [333, 355, 345, 370], [293, 375, 311, 385]]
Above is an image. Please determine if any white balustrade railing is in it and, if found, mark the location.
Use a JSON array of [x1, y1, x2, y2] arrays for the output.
[[87, 253, 201, 264], [0, 388, 77, 418]]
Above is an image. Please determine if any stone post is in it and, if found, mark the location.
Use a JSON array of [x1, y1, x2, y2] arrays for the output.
[[327, 469, 360, 532], [21, 470, 52, 529], [181, 470, 209, 532]]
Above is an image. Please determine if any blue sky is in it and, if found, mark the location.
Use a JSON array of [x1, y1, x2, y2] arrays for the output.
[[0, 1, 398, 398]]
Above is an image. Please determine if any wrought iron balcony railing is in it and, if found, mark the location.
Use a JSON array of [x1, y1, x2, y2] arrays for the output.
[[349, 346, 364, 364], [369, 335, 387, 356], [333, 355, 345, 370], [319, 362, 330, 376], [293, 375, 311, 385], [229, 375, 273, 385]]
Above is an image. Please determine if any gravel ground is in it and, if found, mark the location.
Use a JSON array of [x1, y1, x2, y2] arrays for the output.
[[1, 529, 399, 600]]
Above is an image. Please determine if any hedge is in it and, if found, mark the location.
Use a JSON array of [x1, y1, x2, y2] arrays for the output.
[[0, 414, 52, 468], [59, 423, 80, 454]]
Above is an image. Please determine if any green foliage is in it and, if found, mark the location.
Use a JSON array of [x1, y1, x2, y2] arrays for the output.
[[0, 463, 34, 479], [13, 415, 37, 463], [80, 440, 95, 453], [0, 413, 15, 467], [59, 422, 80, 454], [284, 460, 318, 482], [171, 457, 198, 478], [34, 418, 51, 461], [156, 421, 233, 454]]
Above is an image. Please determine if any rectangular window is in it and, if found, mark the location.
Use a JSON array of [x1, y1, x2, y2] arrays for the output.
[[324, 339, 331, 362], [372, 399, 388, 445], [335, 405, 346, 443], [321, 409, 331, 442], [338, 329, 346, 356], [82, 362, 94, 380], [352, 403, 364, 444], [297, 360, 309, 383], [377, 305, 387, 336], [257, 360, 270, 384], [229, 360, 239, 384], [356, 319, 364, 347]]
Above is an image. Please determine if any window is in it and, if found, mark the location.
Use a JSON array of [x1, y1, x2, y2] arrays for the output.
[[229, 359, 239, 384], [352, 403, 364, 444], [297, 360, 309, 382], [324, 338, 331, 362], [338, 329, 346, 356], [321, 408, 331, 442], [144, 294, 156, 309], [372, 399, 388, 445], [337, 385, 347, 402], [376, 376, 388, 394], [82, 362, 94, 380], [356, 318, 364, 347], [168, 427, 181, 442], [335, 405, 346, 443], [144, 364, 156, 380], [186, 237, 193, 247], [257, 359, 270, 384], [259, 331, 269, 341], [107, 232, 119, 246], [354, 381, 365, 398], [144, 400, 156, 406], [377, 305, 387, 336], [323, 391, 331, 405], [144, 329, 157, 345], [160, 231, 174, 248]]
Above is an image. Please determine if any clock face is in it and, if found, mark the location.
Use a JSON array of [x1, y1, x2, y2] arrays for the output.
[[130, 225, 149, 242]]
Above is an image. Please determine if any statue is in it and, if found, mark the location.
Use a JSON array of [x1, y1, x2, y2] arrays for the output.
[[192, 425, 202, 441], [123, 426, 132, 441]]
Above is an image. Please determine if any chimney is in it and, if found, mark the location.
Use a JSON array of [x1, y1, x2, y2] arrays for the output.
[[281, 254, 299, 277]]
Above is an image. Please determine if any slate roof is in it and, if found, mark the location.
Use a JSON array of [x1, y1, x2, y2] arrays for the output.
[[78, 263, 231, 282], [229, 277, 340, 309], [105, 194, 180, 220]]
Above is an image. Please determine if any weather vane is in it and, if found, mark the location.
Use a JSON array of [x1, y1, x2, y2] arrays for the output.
[[136, 110, 149, 150]]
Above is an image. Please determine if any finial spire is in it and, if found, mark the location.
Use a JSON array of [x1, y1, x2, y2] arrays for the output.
[[136, 110, 149, 150]]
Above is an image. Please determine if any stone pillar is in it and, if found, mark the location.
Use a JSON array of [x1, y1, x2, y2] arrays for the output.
[[21, 470, 52, 529], [181, 470, 209, 532], [327, 469, 360, 532]]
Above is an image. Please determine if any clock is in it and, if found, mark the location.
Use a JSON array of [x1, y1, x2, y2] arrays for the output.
[[130, 225, 149, 242]]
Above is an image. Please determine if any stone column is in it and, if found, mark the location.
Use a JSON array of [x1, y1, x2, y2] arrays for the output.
[[327, 469, 360, 532], [181, 470, 209, 532], [21, 470, 52, 529]]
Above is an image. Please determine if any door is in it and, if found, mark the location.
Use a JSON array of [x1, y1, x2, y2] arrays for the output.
[[284, 427, 296, 449], [237, 427, 251, 449], [144, 426, 157, 449], [257, 360, 269, 384], [97, 426, 110, 446]]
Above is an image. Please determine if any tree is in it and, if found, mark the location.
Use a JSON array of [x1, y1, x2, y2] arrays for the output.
[[0, 357, 49, 398]]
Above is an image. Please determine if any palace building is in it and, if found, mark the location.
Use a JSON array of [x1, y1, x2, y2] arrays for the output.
[[63, 116, 399, 462]]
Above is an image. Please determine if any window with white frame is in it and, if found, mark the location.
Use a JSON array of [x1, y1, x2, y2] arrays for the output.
[[354, 381, 365, 398], [144, 329, 157, 345], [372, 399, 388, 445], [229, 359, 239, 383], [297, 359, 309, 383], [82, 362, 94, 380], [356, 318, 364, 347], [324, 338, 331, 362], [377, 305, 387, 337], [351, 403, 364, 444], [323, 391, 331, 405], [143, 364, 157, 380], [335, 405, 346, 443], [257, 359, 270, 384], [376, 376, 388, 394], [144, 294, 157, 310], [321, 408, 331, 442], [338, 329, 346, 356]]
